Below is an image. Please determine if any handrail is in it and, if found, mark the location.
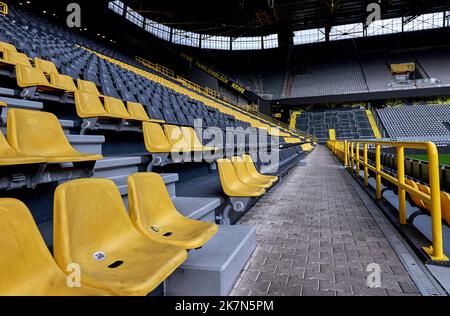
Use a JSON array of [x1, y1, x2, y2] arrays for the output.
[[0, 2, 7, 15], [327, 139, 448, 262]]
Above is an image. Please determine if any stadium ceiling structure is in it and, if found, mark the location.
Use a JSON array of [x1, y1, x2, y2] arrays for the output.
[[122, 0, 449, 36]]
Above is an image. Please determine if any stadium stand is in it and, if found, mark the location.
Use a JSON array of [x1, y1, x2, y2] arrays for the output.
[[376, 104, 450, 143], [0, 3, 315, 296], [295, 108, 375, 143]]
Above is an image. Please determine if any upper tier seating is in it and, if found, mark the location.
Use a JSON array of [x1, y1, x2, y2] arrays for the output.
[[128, 173, 219, 249], [53, 178, 188, 296], [0, 198, 107, 296]]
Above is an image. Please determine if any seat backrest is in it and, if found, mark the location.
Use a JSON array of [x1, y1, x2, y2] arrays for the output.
[[417, 183, 431, 209], [242, 154, 260, 176], [7, 108, 81, 157], [15, 64, 51, 88], [127, 102, 150, 121], [405, 179, 426, 209], [76, 79, 101, 96], [0, 41, 17, 53], [50, 73, 77, 92], [164, 125, 190, 150], [181, 127, 203, 149], [74, 91, 107, 118], [231, 156, 252, 180], [440, 192, 450, 224], [217, 159, 243, 190], [5, 50, 32, 67], [0, 198, 59, 294], [34, 57, 59, 75], [128, 173, 181, 236], [53, 178, 139, 266], [142, 122, 172, 153], [103, 97, 130, 119], [0, 128, 18, 156]]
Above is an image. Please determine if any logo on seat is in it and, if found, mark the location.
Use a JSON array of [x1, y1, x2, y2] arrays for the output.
[[93, 251, 106, 261]]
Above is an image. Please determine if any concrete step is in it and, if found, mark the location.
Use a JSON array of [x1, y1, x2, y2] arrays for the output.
[[165, 225, 256, 296], [68, 134, 105, 155], [173, 197, 221, 222]]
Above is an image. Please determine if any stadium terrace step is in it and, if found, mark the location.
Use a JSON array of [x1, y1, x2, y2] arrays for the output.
[[165, 225, 256, 296]]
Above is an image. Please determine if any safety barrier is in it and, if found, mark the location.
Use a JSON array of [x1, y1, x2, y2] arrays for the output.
[[327, 139, 448, 262], [0, 2, 7, 16]]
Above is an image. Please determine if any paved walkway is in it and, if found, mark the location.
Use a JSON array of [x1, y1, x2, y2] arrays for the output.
[[231, 146, 420, 296]]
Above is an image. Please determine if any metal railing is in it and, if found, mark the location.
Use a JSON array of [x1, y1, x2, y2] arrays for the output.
[[327, 139, 448, 262]]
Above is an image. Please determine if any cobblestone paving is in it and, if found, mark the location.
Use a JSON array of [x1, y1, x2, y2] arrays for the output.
[[231, 146, 420, 296]]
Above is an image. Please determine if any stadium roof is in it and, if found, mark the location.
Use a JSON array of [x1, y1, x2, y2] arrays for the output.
[[123, 0, 450, 36]]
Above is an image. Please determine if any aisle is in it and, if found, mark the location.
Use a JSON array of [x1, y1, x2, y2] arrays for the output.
[[231, 146, 420, 296]]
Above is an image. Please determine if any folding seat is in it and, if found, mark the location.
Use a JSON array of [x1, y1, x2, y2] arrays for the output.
[[181, 126, 217, 152], [0, 128, 46, 166], [142, 122, 173, 153], [0, 41, 17, 53], [163, 124, 193, 152], [242, 155, 278, 184], [231, 156, 272, 189], [15, 64, 67, 94], [417, 183, 431, 210], [128, 173, 218, 249], [34, 57, 58, 75], [217, 159, 266, 197], [0, 49, 32, 68], [7, 108, 102, 163], [126, 102, 164, 123], [77, 79, 102, 96], [102, 96, 130, 119], [441, 192, 450, 225], [405, 179, 427, 209], [0, 198, 108, 296], [53, 178, 188, 296], [49, 72, 78, 93]]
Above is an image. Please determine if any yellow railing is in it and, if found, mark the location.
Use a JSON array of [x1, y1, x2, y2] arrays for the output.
[[365, 110, 382, 138], [327, 139, 448, 262], [0, 2, 7, 15]]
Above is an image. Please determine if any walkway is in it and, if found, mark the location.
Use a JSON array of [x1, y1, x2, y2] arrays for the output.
[[231, 146, 420, 296]]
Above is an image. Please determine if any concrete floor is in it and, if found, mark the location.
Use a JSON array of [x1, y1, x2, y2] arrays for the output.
[[231, 146, 421, 296]]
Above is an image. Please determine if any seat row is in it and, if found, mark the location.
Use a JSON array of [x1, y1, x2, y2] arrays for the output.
[[217, 155, 278, 198], [1, 173, 219, 296]]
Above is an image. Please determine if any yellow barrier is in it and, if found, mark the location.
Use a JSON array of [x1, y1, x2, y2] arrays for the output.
[[327, 139, 448, 262], [0, 2, 7, 15]]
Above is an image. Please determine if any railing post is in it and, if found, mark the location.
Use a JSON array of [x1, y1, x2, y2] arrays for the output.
[[363, 143, 368, 186], [344, 140, 348, 167], [355, 142, 360, 176], [423, 142, 448, 261], [350, 142, 354, 170], [397, 146, 407, 225], [375, 144, 382, 200]]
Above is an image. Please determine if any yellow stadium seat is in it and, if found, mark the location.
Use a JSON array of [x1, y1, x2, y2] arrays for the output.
[[181, 126, 217, 152], [15, 64, 63, 91], [164, 124, 192, 152], [128, 173, 219, 249], [0, 128, 46, 166], [0, 198, 107, 296], [440, 191, 450, 224], [284, 137, 301, 144], [103, 96, 130, 119], [53, 178, 188, 296], [0, 41, 17, 53], [76, 79, 101, 96], [142, 122, 172, 153], [231, 156, 272, 189], [0, 50, 32, 67], [0, 101, 6, 107], [7, 108, 103, 163], [74, 90, 108, 118], [242, 155, 278, 184], [49, 73, 77, 93], [217, 159, 266, 197], [301, 143, 313, 152], [405, 179, 427, 209], [417, 183, 431, 210], [34, 57, 59, 75], [126, 102, 164, 123]]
